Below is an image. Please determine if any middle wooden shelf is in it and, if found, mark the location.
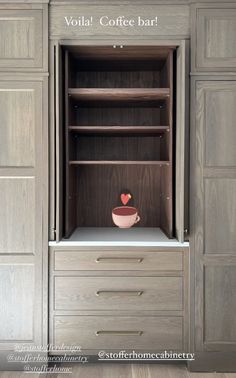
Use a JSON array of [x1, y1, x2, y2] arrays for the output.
[[68, 88, 170, 102]]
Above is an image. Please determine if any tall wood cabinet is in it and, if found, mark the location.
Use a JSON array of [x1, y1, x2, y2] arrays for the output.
[[0, 2, 48, 370], [190, 3, 236, 372]]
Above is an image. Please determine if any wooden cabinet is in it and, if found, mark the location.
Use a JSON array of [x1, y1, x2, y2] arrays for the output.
[[190, 78, 236, 370], [192, 4, 236, 71], [0, 3, 48, 370], [0, 76, 48, 368], [49, 246, 189, 355]]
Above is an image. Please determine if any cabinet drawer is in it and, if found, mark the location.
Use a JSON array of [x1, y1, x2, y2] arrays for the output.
[[54, 276, 182, 311], [53, 250, 183, 271], [53, 315, 183, 351]]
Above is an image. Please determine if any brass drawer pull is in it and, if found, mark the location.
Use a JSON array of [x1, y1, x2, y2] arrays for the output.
[[95, 257, 143, 263], [96, 330, 143, 336], [95, 290, 143, 296]]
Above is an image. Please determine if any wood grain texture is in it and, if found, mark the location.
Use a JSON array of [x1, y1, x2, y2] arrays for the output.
[[53, 315, 183, 351], [50, 5, 190, 39], [0, 75, 48, 365], [74, 165, 161, 227], [54, 276, 182, 311], [0, 9, 44, 70], [0, 264, 34, 341], [176, 40, 189, 242], [190, 76, 236, 368], [68, 88, 170, 102], [204, 265, 236, 346], [72, 106, 165, 127], [205, 179, 236, 254], [0, 178, 35, 253], [192, 5, 236, 71], [204, 83, 236, 167], [73, 135, 165, 161], [53, 249, 183, 271], [0, 87, 35, 167]]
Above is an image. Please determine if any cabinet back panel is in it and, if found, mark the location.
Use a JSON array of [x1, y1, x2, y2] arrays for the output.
[[74, 165, 161, 227], [72, 136, 169, 161], [72, 106, 163, 126], [75, 70, 161, 88]]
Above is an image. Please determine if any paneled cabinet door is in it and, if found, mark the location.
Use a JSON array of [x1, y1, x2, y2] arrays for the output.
[[192, 5, 236, 71], [0, 77, 48, 369], [0, 7, 47, 70], [190, 79, 236, 370]]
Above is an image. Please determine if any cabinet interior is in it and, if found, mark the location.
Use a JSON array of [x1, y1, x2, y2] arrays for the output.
[[62, 46, 176, 239]]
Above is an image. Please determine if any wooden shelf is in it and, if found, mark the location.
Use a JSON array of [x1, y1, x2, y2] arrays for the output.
[[68, 88, 170, 102], [69, 160, 170, 166], [68, 126, 169, 134]]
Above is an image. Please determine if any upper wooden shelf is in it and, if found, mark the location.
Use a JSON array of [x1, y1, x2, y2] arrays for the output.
[[69, 160, 170, 166], [68, 126, 169, 135], [68, 88, 170, 102]]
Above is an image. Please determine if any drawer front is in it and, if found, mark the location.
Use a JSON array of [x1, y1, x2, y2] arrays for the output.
[[53, 250, 183, 271], [54, 276, 182, 311], [53, 315, 183, 351]]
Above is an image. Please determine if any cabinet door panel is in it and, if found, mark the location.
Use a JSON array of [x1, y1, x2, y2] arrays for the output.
[[0, 86, 35, 167], [204, 84, 236, 167], [191, 79, 236, 361], [0, 264, 34, 340], [192, 6, 236, 71], [0, 77, 47, 359], [0, 9, 44, 69], [0, 178, 35, 254], [205, 179, 236, 254], [205, 265, 236, 346]]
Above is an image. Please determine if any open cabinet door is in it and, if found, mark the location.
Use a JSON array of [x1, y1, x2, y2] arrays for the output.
[[175, 40, 189, 242], [53, 41, 63, 242]]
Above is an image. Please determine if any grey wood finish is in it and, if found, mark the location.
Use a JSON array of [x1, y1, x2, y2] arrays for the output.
[[0, 178, 35, 253], [53, 315, 183, 351], [0, 264, 34, 340], [194, 81, 236, 255], [0, 5, 50, 369], [204, 265, 236, 346], [54, 276, 182, 311], [49, 5, 190, 39], [0, 55, 48, 374], [176, 40, 189, 242], [0, 5, 48, 71], [205, 179, 236, 254], [49, 246, 189, 354], [53, 249, 183, 271], [191, 4, 236, 71], [189, 77, 236, 372]]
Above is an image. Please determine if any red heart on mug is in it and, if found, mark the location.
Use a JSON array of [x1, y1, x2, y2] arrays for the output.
[[121, 193, 131, 205]]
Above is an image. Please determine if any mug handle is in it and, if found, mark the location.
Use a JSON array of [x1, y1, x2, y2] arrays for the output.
[[135, 215, 140, 224]]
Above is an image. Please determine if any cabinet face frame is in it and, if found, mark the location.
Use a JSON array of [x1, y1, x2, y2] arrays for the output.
[[49, 39, 189, 243], [191, 3, 236, 72]]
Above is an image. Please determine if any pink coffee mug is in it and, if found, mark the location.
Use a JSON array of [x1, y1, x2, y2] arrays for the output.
[[112, 206, 140, 228]]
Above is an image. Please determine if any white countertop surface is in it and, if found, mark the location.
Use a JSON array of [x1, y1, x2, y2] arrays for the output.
[[49, 227, 189, 247]]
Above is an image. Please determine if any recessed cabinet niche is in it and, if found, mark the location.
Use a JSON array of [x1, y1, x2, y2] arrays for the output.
[[61, 46, 176, 239]]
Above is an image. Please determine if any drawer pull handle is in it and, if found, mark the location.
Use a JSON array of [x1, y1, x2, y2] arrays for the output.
[[95, 257, 143, 263], [95, 330, 143, 336], [95, 290, 143, 297]]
